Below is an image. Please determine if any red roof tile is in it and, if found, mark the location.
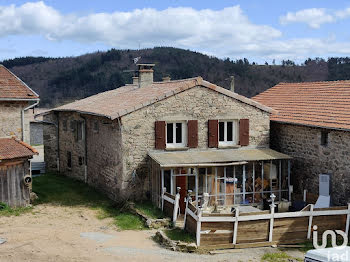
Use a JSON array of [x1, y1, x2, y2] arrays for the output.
[[54, 77, 272, 119], [0, 137, 38, 160], [0, 65, 39, 100], [253, 80, 350, 130]]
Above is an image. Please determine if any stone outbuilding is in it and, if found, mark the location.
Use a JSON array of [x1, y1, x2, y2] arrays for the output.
[[43, 64, 291, 207], [0, 64, 40, 144], [0, 137, 38, 206], [253, 80, 350, 205]]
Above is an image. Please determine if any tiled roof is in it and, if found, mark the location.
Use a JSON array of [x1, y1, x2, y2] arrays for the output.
[[0, 65, 39, 100], [0, 137, 38, 160], [54, 77, 272, 119], [253, 80, 350, 130]]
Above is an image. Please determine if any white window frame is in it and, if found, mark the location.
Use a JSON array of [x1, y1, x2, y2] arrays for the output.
[[218, 120, 239, 146], [166, 121, 187, 148]]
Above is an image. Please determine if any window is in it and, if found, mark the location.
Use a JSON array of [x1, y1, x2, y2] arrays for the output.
[[93, 121, 99, 133], [166, 121, 187, 148], [63, 120, 67, 131], [218, 120, 239, 146], [321, 131, 329, 146], [75, 121, 85, 141], [67, 151, 72, 168]]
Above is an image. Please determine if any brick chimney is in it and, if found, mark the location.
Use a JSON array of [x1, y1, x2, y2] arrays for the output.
[[137, 64, 155, 88]]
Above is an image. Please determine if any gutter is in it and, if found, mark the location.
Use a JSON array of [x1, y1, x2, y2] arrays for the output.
[[21, 99, 40, 141]]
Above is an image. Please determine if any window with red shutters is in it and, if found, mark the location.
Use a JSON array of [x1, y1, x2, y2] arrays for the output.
[[239, 119, 249, 146], [208, 120, 218, 148], [187, 120, 198, 148], [155, 121, 166, 149]]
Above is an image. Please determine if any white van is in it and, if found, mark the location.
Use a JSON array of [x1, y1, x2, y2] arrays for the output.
[[305, 247, 350, 262]]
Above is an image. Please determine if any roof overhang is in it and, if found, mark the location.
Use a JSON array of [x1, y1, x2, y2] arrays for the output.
[[149, 148, 291, 168]]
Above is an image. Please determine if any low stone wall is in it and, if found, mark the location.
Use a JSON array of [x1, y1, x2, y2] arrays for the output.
[[154, 230, 197, 252]]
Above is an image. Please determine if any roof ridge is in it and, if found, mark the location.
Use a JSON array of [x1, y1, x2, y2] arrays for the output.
[[152, 76, 202, 84], [11, 137, 39, 155], [278, 79, 350, 85]]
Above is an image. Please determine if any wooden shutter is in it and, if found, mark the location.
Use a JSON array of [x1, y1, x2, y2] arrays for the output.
[[155, 121, 166, 149], [239, 119, 249, 146], [187, 120, 198, 148], [208, 120, 218, 148]]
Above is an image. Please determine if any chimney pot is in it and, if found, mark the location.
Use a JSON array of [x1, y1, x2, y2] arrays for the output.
[[137, 63, 155, 88], [132, 76, 139, 85], [230, 76, 235, 92], [162, 76, 171, 82]]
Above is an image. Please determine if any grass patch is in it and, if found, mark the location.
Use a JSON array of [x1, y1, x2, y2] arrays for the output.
[[32, 173, 145, 230], [261, 252, 295, 262], [164, 228, 195, 243], [135, 201, 165, 219], [0, 202, 32, 217]]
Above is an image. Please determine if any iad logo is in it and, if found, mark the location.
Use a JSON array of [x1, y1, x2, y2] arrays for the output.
[[313, 225, 348, 249]]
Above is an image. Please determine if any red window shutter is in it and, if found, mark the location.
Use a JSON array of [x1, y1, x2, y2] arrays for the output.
[[208, 120, 218, 148], [155, 121, 166, 149], [239, 119, 249, 146], [187, 120, 198, 148]]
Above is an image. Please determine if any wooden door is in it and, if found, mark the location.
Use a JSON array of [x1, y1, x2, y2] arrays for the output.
[[176, 176, 187, 213]]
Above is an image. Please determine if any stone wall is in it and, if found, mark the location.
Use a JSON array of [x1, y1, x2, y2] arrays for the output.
[[30, 122, 43, 145], [270, 122, 350, 205], [43, 112, 123, 201], [0, 101, 31, 143], [121, 86, 270, 197]]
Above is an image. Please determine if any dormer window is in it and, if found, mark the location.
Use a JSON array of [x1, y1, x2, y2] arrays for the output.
[[218, 120, 239, 146], [166, 121, 187, 148]]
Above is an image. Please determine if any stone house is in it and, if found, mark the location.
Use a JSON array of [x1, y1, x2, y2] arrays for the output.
[[0, 65, 40, 144], [44, 64, 291, 207], [253, 80, 350, 205]]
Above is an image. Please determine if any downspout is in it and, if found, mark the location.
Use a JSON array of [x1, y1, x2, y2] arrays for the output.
[[21, 99, 39, 141], [80, 115, 88, 183]]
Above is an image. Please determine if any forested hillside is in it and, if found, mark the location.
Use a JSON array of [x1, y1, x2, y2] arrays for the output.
[[2, 47, 349, 107]]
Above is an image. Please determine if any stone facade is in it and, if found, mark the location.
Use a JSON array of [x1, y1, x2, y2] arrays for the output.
[[0, 101, 31, 143], [270, 122, 350, 205], [44, 85, 270, 200], [44, 112, 123, 200]]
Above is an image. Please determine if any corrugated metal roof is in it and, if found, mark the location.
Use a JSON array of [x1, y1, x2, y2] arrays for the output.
[[148, 148, 291, 167]]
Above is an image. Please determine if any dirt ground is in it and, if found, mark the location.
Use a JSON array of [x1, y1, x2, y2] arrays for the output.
[[0, 205, 305, 262]]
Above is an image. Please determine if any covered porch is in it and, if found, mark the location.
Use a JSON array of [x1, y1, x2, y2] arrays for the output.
[[149, 148, 292, 214]]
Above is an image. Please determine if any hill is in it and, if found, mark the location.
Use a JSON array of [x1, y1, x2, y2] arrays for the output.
[[2, 47, 348, 107]]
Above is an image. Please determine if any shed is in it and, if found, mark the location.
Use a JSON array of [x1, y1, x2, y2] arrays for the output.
[[0, 137, 38, 207]]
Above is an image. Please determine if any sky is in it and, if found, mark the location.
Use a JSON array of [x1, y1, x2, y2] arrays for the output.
[[0, 0, 350, 63]]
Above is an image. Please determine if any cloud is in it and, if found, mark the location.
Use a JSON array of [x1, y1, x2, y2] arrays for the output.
[[335, 7, 350, 19], [280, 8, 334, 29], [0, 2, 350, 62]]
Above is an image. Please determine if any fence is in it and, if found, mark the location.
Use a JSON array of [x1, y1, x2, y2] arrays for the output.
[[184, 200, 350, 248], [162, 188, 180, 223]]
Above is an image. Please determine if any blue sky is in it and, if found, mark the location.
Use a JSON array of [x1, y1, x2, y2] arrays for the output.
[[0, 0, 350, 63]]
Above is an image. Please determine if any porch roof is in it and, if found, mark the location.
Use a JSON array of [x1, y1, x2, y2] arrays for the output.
[[148, 148, 291, 168]]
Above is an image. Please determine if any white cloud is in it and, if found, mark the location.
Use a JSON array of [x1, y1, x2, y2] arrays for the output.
[[280, 8, 334, 29], [0, 2, 350, 62], [335, 7, 350, 19]]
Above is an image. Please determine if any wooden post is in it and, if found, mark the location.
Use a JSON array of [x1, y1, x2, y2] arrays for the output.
[[183, 191, 191, 230], [170, 168, 174, 195], [279, 160, 282, 202], [233, 208, 240, 244], [307, 204, 314, 239], [288, 160, 291, 201], [161, 169, 164, 209], [196, 208, 202, 247], [173, 187, 181, 223], [161, 187, 166, 211], [195, 168, 198, 208], [243, 165, 246, 202], [345, 203, 350, 238], [261, 161, 264, 200], [269, 194, 276, 242], [252, 162, 255, 204]]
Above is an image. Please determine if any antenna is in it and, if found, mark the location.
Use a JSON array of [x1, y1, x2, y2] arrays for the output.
[[133, 56, 141, 64]]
